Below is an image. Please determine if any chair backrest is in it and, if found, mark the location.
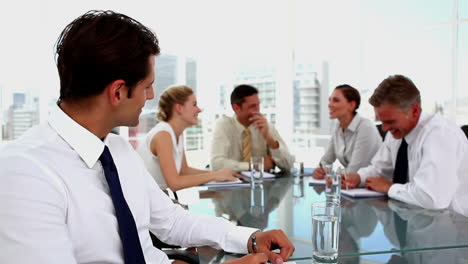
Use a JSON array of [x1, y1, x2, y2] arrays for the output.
[[461, 125, 468, 139], [376, 124, 387, 141]]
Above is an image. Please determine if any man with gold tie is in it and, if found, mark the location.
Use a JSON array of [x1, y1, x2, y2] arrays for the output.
[[211, 84, 294, 171]]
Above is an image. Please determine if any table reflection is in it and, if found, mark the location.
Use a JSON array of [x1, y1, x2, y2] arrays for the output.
[[198, 177, 292, 230], [191, 175, 468, 262]]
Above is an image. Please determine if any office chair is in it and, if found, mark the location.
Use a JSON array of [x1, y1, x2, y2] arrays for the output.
[[150, 231, 200, 264], [461, 125, 468, 139], [376, 124, 387, 140]]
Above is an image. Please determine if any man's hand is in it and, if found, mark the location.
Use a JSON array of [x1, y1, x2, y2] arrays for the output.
[[264, 155, 275, 171], [312, 167, 325, 179], [224, 253, 268, 264], [365, 176, 392, 193], [254, 230, 295, 264], [342, 173, 361, 189], [249, 113, 280, 150], [250, 113, 269, 139]]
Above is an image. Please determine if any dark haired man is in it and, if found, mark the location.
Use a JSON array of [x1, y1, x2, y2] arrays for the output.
[[210, 84, 294, 171], [0, 10, 294, 264], [344, 75, 468, 215]]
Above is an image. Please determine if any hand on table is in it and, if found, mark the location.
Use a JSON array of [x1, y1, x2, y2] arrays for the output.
[[342, 173, 361, 189], [214, 168, 241, 182], [365, 176, 392, 194], [312, 167, 325, 179]]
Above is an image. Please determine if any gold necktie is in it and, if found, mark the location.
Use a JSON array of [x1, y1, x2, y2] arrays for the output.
[[242, 128, 251, 162]]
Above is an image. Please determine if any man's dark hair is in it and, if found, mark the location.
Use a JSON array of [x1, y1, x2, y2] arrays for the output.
[[55, 10, 160, 102], [369, 74, 421, 110], [230, 84, 258, 106], [335, 84, 361, 114]]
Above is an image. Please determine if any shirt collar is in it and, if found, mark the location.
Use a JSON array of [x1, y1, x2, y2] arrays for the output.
[[233, 115, 248, 132], [347, 113, 362, 132], [404, 112, 430, 146], [49, 103, 106, 168]]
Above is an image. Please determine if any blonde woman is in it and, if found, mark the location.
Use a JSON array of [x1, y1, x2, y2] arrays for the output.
[[137, 85, 239, 192]]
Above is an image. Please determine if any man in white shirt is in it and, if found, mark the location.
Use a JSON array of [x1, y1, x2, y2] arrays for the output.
[[344, 75, 468, 215], [0, 10, 294, 264], [211, 84, 294, 171]]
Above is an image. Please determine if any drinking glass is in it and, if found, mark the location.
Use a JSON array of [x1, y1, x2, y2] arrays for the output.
[[250, 156, 264, 184], [311, 201, 341, 262]]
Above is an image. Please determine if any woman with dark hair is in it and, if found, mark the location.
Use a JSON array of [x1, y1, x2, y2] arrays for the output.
[[313, 85, 382, 179]]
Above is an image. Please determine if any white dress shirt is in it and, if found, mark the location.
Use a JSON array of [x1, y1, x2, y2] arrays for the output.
[[0, 104, 257, 264], [137, 121, 184, 190], [210, 115, 295, 171], [320, 114, 382, 173], [358, 113, 468, 215]]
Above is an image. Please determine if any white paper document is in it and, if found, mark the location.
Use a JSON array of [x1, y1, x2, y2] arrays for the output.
[[241, 171, 276, 179], [203, 179, 250, 188], [341, 188, 386, 198]]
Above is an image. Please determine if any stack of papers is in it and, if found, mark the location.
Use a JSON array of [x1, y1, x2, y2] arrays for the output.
[[240, 171, 276, 179], [341, 188, 386, 198]]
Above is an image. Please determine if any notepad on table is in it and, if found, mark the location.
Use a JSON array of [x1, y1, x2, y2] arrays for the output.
[[204, 179, 250, 188], [341, 188, 386, 198], [308, 178, 326, 185], [241, 171, 276, 179]]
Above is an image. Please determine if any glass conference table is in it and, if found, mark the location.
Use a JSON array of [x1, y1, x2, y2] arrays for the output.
[[181, 172, 468, 263]]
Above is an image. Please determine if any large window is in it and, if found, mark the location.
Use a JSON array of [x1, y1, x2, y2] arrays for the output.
[[1, 1, 467, 158], [458, 23, 468, 124]]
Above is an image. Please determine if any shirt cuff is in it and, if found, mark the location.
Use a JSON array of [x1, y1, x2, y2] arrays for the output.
[[357, 169, 369, 186], [237, 161, 250, 172], [224, 226, 259, 254], [388, 183, 404, 199]]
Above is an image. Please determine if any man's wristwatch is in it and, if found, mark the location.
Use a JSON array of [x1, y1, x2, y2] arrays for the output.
[[252, 234, 258, 253], [249, 231, 260, 253]]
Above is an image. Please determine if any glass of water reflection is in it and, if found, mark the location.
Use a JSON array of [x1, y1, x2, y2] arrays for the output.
[[311, 201, 340, 262], [323, 164, 340, 204]]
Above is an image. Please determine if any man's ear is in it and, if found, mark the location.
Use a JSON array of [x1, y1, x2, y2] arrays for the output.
[[106, 80, 127, 106], [232, 103, 241, 114], [411, 103, 421, 118]]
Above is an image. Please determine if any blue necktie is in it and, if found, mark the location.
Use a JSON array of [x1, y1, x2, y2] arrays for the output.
[[393, 138, 408, 184], [100, 146, 146, 264]]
